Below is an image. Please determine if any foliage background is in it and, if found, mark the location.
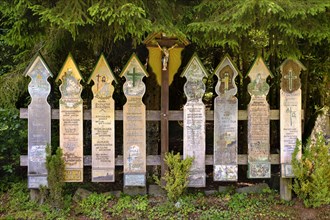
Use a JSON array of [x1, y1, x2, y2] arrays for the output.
[[0, 0, 329, 186]]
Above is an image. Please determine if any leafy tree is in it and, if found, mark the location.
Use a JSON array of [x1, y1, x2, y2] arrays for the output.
[[0, 108, 27, 189], [0, 0, 328, 163]]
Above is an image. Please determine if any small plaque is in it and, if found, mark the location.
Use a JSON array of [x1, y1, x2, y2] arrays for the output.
[[124, 174, 146, 186], [248, 162, 271, 178], [214, 165, 238, 181], [181, 54, 208, 187], [64, 169, 83, 181], [247, 57, 272, 178], [281, 164, 294, 178], [28, 175, 48, 189], [92, 169, 114, 182], [188, 172, 206, 187]]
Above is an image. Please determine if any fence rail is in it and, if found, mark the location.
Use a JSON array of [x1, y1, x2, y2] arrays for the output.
[[20, 108, 304, 121]]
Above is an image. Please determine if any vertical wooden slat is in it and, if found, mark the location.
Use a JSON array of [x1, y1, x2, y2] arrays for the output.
[[161, 68, 169, 185], [280, 178, 292, 201]]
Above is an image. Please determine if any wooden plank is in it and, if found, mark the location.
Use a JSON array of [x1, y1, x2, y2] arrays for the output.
[[21, 154, 280, 166], [280, 178, 292, 201], [161, 68, 169, 185], [20, 108, 304, 121]]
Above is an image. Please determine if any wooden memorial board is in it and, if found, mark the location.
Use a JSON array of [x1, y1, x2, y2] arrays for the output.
[[24, 53, 52, 188], [181, 54, 208, 187], [213, 56, 239, 181], [120, 54, 149, 186], [56, 54, 84, 182], [280, 59, 305, 177], [247, 57, 272, 178], [88, 54, 117, 182]]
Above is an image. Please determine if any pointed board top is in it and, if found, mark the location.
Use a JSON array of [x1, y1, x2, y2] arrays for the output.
[[214, 55, 241, 79], [180, 53, 208, 79], [214, 55, 240, 96], [87, 54, 118, 84], [120, 53, 149, 78], [24, 52, 53, 78], [280, 59, 305, 92], [247, 56, 273, 80], [280, 58, 307, 72], [55, 53, 84, 82]]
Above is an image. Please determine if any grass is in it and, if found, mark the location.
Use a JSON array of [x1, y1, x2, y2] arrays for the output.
[[0, 182, 330, 219]]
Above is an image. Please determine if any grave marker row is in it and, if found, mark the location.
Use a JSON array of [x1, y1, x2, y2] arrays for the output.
[[24, 52, 303, 191]]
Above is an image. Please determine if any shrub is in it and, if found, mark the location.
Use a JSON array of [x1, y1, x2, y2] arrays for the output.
[[155, 151, 193, 201], [45, 145, 65, 209], [292, 133, 330, 207]]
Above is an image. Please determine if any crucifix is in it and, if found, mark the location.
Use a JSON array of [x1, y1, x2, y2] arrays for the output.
[[221, 73, 230, 92], [284, 69, 297, 92], [127, 67, 140, 87]]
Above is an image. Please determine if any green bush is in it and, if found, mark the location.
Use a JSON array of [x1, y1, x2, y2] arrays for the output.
[[45, 146, 65, 209], [292, 133, 330, 207], [0, 108, 27, 189], [154, 152, 193, 202]]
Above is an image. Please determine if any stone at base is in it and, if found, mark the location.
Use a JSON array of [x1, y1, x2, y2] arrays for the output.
[[148, 185, 166, 197], [218, 186, 233, 194], [109, 191, 122, 198], [30, 189, 40, 202], [123, 186, 147, 196], [235, 183, 269, 194], [73, 188, 92, 203], [204, 190, 217, 196]]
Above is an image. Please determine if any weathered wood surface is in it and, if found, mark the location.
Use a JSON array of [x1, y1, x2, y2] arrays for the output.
[[56, 54, 84, 182], [181, 54, 208, 187], [21, 154, 280, 166], [89, 54, 116, 182], [213, 55, 239, 181], [20, 108, 304, 121], [120, 54, 148, 187], [25, 54, 52, 189]]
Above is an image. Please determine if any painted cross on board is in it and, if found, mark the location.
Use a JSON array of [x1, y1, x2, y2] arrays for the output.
[[284, 69, 297, 92], [96, 74, 101, 91], [221, 73, 230, 91], [127, 68, 141, 87]]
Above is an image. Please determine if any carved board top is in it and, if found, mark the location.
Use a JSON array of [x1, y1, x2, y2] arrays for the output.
[[87, 54, 118, 84], [180, 53, 208, 79], [24, 53, 53, 78], [120, 53, 148, 97], [120, 53, 149, 78], [280, 59, 306, 93], [247, 57, 273, 81], [214, 55, 239, 96], [56, 53, 83, 82]]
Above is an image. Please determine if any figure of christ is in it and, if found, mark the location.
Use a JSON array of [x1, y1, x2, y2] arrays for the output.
[[157, 43, 178, 71]]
